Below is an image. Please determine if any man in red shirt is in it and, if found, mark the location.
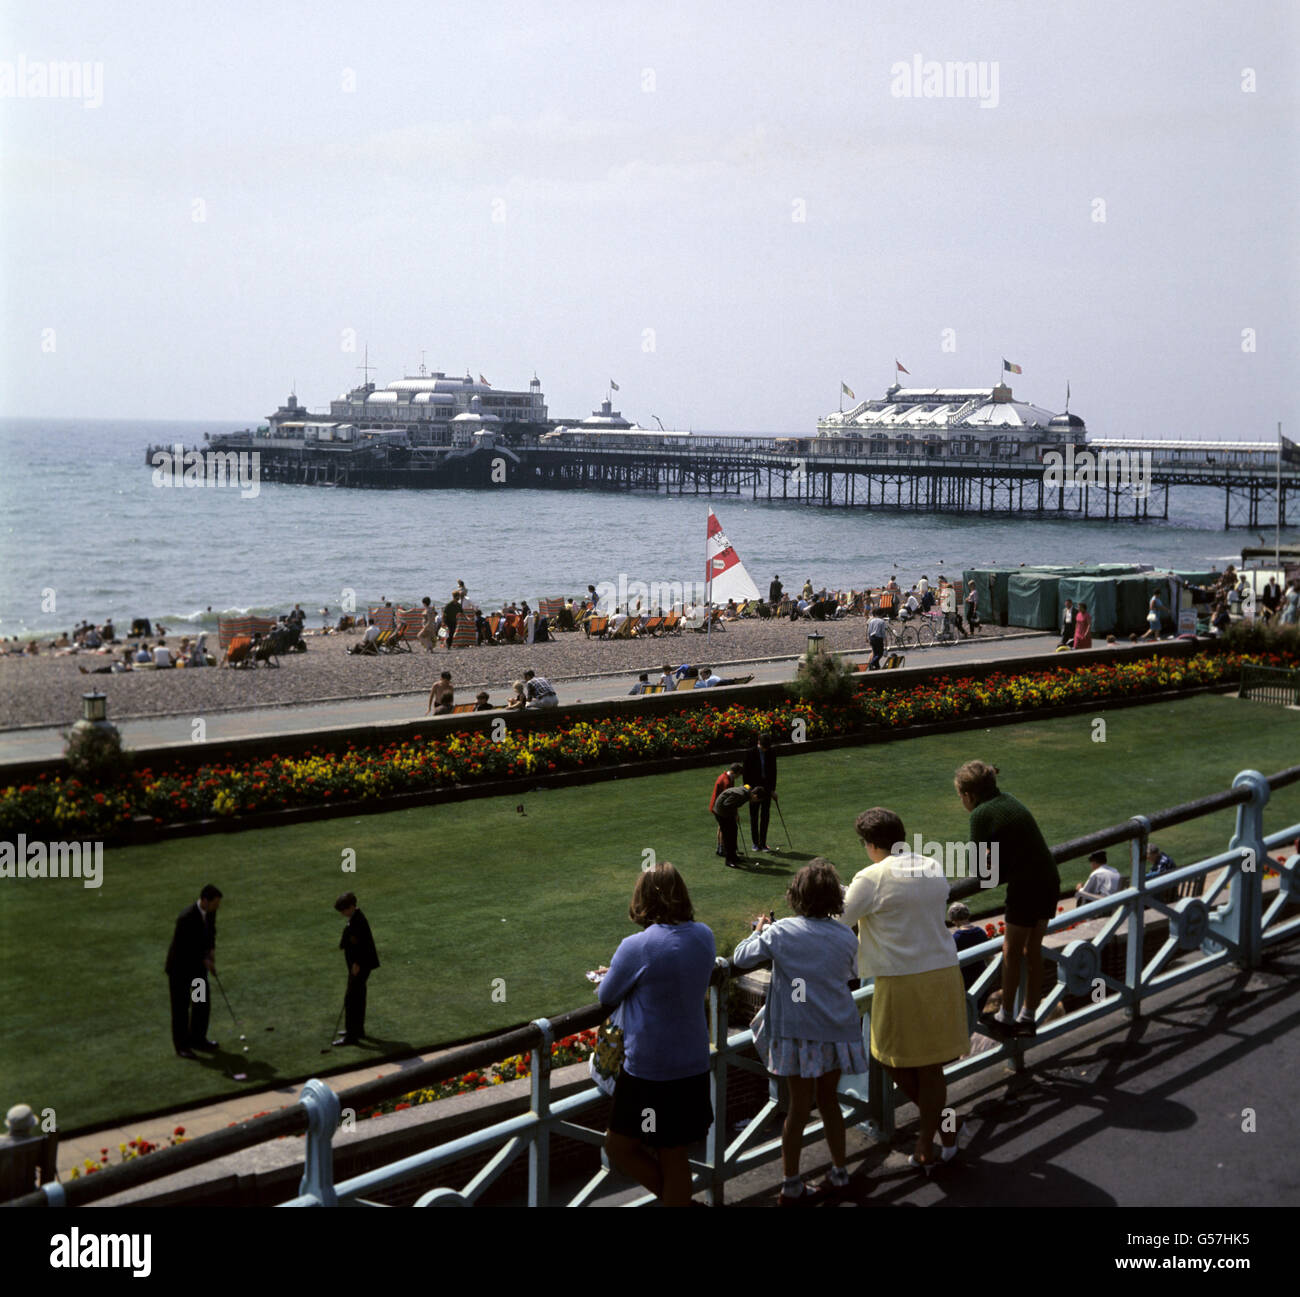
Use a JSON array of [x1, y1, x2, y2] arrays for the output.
[[710, 764, 743, 856]]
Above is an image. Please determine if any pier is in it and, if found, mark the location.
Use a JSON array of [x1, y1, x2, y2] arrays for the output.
[[146, 436, 1299, 528]]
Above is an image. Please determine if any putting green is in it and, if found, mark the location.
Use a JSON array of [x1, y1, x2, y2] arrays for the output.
[[1, 693, 1295, 1132]]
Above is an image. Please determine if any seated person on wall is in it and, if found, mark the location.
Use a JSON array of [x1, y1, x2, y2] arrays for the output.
[[522, 668, 557, 709], [427, 671, 454, 715], [1075, 850, 1122, 904], [505, 680, 527, 711], [1145, 844, 1176, 888], [947, 903, 991, 992], [629, 672, 651, 695], [473, 691, 494, 711]]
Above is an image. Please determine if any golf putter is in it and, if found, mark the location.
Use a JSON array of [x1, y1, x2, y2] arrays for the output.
[[322, 1000, 346, 1055], [774, 797, 793, 850], [213, 969, 250, 1052]]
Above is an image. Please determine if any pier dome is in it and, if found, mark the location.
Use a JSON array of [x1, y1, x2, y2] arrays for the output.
[[1049, 411, 1086, 430]]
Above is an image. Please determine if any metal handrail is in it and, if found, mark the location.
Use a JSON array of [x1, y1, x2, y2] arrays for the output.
[[10, 763, 1298, 1209]]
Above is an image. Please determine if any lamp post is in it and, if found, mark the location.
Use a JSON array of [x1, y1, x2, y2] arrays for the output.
[[72, 691, 119, 744]]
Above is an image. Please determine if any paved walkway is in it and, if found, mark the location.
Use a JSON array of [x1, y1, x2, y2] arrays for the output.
[[1, 630, 1059, 765]]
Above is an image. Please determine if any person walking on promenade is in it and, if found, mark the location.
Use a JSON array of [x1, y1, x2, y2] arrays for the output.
[[841, 810, 969, 1170], [955, 760, 1059, 1036], [743, 735, 778, 851], [939, 580, 964, 637], [165, 884, 223, 1059], [333, 892, 380, 1046], [597, 864, 716, 1206], [1072, 602, 1093, 650], [866, 607, 887, 669], [1060, 599, 1077, 648], [733, 859, 866, 1203]]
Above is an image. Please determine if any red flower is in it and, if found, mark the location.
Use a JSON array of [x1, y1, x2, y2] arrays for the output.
[[174, 1126, 185, 1136]]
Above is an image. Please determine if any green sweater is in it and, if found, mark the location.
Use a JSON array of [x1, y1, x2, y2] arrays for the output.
[[969, 792, 1058, 890]]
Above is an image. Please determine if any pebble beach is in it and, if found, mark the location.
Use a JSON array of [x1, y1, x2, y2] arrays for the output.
[[0, 618, 875, 730]]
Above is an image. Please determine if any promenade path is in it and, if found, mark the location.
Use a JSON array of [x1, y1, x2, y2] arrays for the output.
[[0, 629, 1058, 766]]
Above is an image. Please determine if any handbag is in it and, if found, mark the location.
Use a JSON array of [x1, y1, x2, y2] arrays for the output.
[[589, 1006, 624, 1098]]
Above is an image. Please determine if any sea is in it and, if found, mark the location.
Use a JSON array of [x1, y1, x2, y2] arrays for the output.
[[1, 417, 1293, 641]]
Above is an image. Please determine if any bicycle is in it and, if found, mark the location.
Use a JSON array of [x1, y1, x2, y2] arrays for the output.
[[930, 612, 961, 646], [886, 614, 927, 650]]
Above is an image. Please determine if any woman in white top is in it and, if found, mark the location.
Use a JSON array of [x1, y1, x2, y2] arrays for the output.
[[840, 806, 969, 1171]]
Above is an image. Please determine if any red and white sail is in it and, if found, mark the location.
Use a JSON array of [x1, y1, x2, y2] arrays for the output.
[[705, 509, 760, 605]]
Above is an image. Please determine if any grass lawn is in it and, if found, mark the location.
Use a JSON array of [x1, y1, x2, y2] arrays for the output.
[[2, 693, 1296, 1133]]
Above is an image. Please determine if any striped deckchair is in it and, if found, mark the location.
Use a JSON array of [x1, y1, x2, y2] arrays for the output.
[[659, 611, 683, 635], [366, 607, 397, 632], [451, 604, 479, 648], [585, 616, 609, 639], [640, 616, 664, 636], [218, 616, 277, 654], [395, 609, 423, 646]]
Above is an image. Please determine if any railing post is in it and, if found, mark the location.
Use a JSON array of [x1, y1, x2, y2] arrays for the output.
[[706, 960, 730, 1207], [1228, 770, 1270, 969], [1127, 816, 1150, 1017], [297, 1079, 340, 1207], [863, 996, 894, 1138], [528, 1017, 553, 1208]]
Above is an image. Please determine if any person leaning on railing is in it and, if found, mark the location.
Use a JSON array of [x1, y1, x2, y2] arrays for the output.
[[595, 864, 716, 1207], [955, 760, 1060, 1038], [841, 809, 969, 1171]]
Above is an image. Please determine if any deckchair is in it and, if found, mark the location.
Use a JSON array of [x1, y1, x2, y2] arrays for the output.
[[451, 605, 480, 648]]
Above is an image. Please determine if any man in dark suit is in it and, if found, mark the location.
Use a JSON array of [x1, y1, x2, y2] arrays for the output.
[[334, 892, 380, 1046], [742, 736, 778, 851], [164, 883, 222, 1059], [768, 575, 783, 605]]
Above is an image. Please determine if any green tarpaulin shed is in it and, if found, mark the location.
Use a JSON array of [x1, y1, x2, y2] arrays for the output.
[[1008, 572, 1060, 630]]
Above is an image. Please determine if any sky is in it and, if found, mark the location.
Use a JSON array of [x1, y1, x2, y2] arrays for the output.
[[2, 0, 1297, 436]]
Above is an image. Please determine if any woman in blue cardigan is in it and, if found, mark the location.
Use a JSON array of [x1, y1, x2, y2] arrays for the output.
[[734, 859, 867, 1204]]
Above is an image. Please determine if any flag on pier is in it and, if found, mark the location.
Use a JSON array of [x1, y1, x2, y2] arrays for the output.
[[1281, 432, 1300, 466], [841, 381, 855, 400], [610, 379, 620, 391], [479, 374, 492, 387], [1003, 358, 1023, 375], [705, 509, 760, 605], [895, 359, 910, 375]]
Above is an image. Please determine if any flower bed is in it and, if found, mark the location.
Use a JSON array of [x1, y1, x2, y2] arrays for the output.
[[4, 649, 1292, 839]]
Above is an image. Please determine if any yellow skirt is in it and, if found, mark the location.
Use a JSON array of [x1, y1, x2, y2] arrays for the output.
[[869, 965, 970, 1069]]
